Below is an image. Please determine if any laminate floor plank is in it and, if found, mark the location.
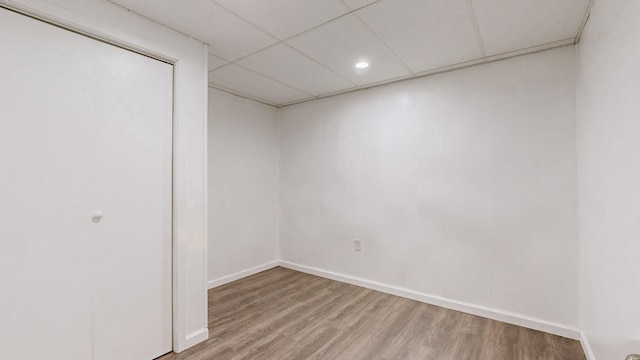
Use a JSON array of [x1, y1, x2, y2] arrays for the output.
[[282, 286, 364, 340], [550, 332, 588, 360], [449, 332, 490, 360], [356, 300, 421, 360], [490, 321, 522, 360], [377, 302, 443, 360], [517, 327, 555, 360], [304, 294, 399, 360], [282, 326, 341, 360], [159, 267, 586, 360], [225, 285, 338, 353], [424, 308, 467, 354]]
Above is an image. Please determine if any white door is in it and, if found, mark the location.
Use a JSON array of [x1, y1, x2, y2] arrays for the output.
[[90, 20, 173, 360], [0, 7, 173, 360]]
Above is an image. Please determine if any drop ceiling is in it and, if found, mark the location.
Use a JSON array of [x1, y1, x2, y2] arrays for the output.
[[109, 0, 592, 107]]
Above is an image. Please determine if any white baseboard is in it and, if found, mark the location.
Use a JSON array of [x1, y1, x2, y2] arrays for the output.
[[207, 260, 279, 289], [580, 331, 596, 360], [182, 328, 209, 350], [278, 260, 581, 340]]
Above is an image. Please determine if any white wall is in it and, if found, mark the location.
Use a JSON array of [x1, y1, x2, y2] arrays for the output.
[[577, 0, 640, 358], [280, 46, 578, 329], [1, 0, 209, 351], [208, 89, 280, 286]]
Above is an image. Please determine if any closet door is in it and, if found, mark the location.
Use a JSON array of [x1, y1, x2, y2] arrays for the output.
[[91, 24, 173, 360], [0, 8, 95, 360], [0, 7, 173, 360]]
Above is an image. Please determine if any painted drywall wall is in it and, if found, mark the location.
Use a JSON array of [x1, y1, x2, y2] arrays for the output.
[[208, 89, 280, 286], [279, 46, 579, 328], [1, 0, 209, 351], [577, 0, 640, 358]]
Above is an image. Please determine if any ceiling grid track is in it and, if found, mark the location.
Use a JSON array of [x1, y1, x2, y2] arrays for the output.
[[575, 0, 596, 44], [351, 13, 414, 75], [208, 0, 387, 99], [464, 0, 487, 58], [109, 0, 597, 106]]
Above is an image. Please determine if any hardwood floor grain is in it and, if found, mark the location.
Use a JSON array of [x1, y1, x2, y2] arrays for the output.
[[158, 267, 585, 360]]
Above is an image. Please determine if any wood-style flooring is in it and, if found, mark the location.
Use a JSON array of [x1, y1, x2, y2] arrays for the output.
[[159, 267, 585, 360]]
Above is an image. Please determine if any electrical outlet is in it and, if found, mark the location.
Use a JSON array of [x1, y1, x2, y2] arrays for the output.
[[354, 239, 362, 252]]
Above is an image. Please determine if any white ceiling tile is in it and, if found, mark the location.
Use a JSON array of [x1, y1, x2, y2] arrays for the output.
[[213, 0, 349, 40], [471, 0, 590, 56], [109, 0, 276, 60], [237, 44, 354, 96], [288, 15, 411, 85], [208, 54, 228, 71], [113, 0, 589, 102], [209, 64, 311, 105], [355, 0, 483, 73], [342, 0, 378, 10]]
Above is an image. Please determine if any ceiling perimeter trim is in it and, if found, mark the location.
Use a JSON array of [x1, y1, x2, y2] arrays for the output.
[[105, 0, 211, 47], [575, 0, 596, 44], [210, 39, 575, 109], [208, 83, 284, 108], [277, 39, 576, 108]]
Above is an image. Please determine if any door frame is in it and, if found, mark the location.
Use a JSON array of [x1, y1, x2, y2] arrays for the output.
[[0, 0, 209, 353]]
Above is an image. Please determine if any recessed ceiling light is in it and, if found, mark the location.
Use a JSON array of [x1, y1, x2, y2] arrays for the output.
[[355, 62, 369, 69]]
